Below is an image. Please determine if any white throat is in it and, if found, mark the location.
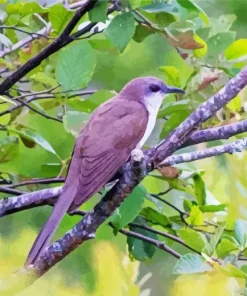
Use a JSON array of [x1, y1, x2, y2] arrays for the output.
[[138, 93, 165, 148]]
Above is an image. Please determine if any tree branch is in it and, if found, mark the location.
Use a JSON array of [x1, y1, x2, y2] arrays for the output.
[[0, 24, 52, 59], [128, 222, 200, 254], [0, 26, 54, 40], [0, 89, 95, 117], [14, 98, 63, 123], [0, 187, 26, 196], [116, 226, 181, 259], [161, 137, 247, 166], [7, 177, 65, 189], [0, 0, 99, 94], [184, 119, 247, 147], [152, 66, 247, 164], [0, 186, 62, 217]]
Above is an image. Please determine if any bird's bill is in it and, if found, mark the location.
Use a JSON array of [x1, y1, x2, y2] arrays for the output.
[[166, 86, 185, 94]]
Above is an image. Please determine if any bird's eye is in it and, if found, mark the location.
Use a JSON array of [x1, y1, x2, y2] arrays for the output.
[[149, 84, 161, 92]]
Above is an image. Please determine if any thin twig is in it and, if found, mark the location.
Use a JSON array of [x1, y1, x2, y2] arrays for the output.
[[0, 187, 26, 196], [7, 177, 65, 189], [15, 98, 63, 123], [115, 224, 181, 259], [0, 26, 54, 40], [0, 89, 95, 117], [150, 193, 185, 216], [129, 222, 201, 254]]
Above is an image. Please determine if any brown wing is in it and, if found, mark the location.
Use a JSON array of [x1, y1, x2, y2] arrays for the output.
[[65, 98, 148, 211], [25, 97, 148, 266]]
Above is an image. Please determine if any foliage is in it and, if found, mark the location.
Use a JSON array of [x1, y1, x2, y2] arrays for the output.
[[1, 0, 247, 295]]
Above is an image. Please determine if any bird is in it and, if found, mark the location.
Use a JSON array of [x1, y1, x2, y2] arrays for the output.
[[25, 76, 184, 266]]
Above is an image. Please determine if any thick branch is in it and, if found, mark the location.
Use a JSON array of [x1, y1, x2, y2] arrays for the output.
[[0, 186, 62, 217], [153, 66, 247, 164], [162, 137, 247, 166], [184, 119, 247, 146]]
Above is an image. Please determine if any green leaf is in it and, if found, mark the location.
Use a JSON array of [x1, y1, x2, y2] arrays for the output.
[[30, 72, 58, 87], [111, 185, 147, 232], [207, 32, 235, 60], [177, 0, 208, 24], [158, 100, 191, 118], [89, 0, 108, 23], [219, 67, 240, 78], [235, 219, 247, 248], [155, 12, 176, 28], [141, 2, 179, 14], [241, 265, 247, 274], [49, 4, 75, 34], [177, 228, 207, 252], [0, 136, 19, 164], [183, 199, 193, 212], [133, 24, 157, 43], [173, 254, 213, 274], [193, 34, 207, 58], [220, 264, 247, 279], [129, 0, 146, 9], [6, 1, 48, 15], [159, 66, 181, 87], [129, 0, 144, 9], [66, 90, 114, 113], [41, 163, 62, 177], [0, 33, 12, 47], [192, 173, 206, 206], [226, 94, 241, 112], [185, 206, 204, 226], [105, 12, 136, 53], [89, 39, 114, 52], [199, 204, 227, 213], [225, 39, 247, 60], [140, 207, 171, 227], [216, 238, 239, 258], [166, 178, 194, 196], [160, 111, 189, 138], [204, 223, 226, 256], [209, 15, 236, 38], [9, 128, 57, 156], [128, 217, 157, 261], [55, 41, 96, 91], [63, 111, 90, 137]]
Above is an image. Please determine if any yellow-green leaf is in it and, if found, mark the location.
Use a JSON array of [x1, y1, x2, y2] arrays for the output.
[[186, 206, 204, 226], [193, 34, 207, 58], [226, 94, 241, 112], [225, 39, 247, 60], [159, 66, 181, 87]]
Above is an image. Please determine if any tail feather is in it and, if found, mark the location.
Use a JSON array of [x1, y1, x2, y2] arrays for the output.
[[25, 186, 76, 266]]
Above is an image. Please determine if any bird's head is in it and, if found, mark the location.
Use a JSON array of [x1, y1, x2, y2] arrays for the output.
[[119, 76, 184, 110]]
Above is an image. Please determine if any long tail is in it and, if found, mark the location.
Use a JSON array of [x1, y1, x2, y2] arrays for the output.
[[25, 186, 76, 266]]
